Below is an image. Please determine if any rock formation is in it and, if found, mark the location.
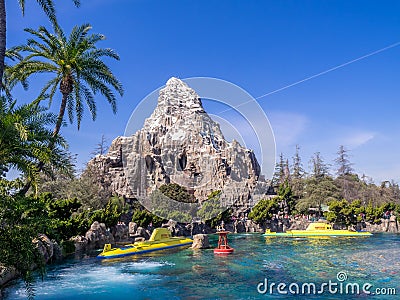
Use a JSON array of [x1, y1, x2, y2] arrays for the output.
[[88, 77, 267, 219], [191, 234, 210, 249]]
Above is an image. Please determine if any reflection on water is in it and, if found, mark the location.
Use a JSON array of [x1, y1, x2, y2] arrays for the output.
[[4, 233, 399, 299]]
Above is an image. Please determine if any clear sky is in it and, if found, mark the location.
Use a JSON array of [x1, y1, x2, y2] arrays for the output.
[[7, 0, 400, 183]]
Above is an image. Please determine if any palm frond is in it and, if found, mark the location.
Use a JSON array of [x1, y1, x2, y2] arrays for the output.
[[66, 94, 74, 124], [80, 84, 96, 121], [9, 23, 123, 132]]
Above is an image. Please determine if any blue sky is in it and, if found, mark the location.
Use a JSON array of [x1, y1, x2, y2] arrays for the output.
[[7, 0, 400, 183]]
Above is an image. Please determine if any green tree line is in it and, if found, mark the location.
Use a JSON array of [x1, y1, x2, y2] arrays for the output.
[[249, 145, 400, 226]]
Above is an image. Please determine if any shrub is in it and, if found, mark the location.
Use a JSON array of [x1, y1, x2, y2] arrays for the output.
[[248, 198, 279, 224]]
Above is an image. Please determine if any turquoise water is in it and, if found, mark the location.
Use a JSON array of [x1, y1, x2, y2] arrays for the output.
[[4, 233, 399, 299]]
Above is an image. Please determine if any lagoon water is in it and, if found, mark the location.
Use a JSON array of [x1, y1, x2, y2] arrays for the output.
[[4, 233, 399, 299]]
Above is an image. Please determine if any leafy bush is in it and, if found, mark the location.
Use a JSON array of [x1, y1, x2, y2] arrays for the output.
[[325, 200, 399, 226], [159, 183, 193, 203], [277, 181, 297, 214], [248, 198, 279, 224], [38, 194, 125, 240], [131, 209, 165, 228], [197, 191, 223, 221], [0, 193, 50, 285]]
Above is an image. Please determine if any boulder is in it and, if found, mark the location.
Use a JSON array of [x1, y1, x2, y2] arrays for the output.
[[234, 220, 246, 233], [365, 218, 399, 233], [85, 221, 115, 249], [136, 227, 150, 240], [70, 235, 89, 252], [191, 234, 210, 249], [51, 240, 63, 261], [0, 266, 17, 287], [112, 223, 129, 242], [129, 222, 138, 236], [245, 220, 263, 233], [34, 234, 54, 263]]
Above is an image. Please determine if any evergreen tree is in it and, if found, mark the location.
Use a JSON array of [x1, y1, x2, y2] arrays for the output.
[[272, 153, 288, 187], [277, 180, 296, 215], [296, 176, 340, 215], [292, 145, 305, 179], [334, 146, 358, 201], [91, 134, 109, 157], [335, 145, 354, 176], [310, 152, 329, 179], [291, 144, 305, 198]]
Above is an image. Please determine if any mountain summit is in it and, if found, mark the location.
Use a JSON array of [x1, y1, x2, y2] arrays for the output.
[[89, 77, 263, 217]]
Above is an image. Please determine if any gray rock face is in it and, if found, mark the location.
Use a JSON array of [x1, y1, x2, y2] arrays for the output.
[[111, 224, 129, 242], [84, 221, 115, 249], [70, 235, 89, 252], [88, 77, 264, 216], [0, 266, 17, 287], [191, 234, 210, 249], [365, 217, 399, 233], [34, 234, 54, 263]]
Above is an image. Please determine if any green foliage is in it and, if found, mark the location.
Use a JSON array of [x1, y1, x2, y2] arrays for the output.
[[197, 191, 223, 221], [47, 197, 81, 220], [142, 184, 196, 222], [325, 199, 352, 225], [248, 198, 279, 224], [159, 183, 193, 203], [0, 193, 50, 285], [38, 162, 111, 210], [10, 23, 124, 131], [0, 97, 71, 192], [69, 197, 124, 235], [325, 199, 396, 226], [277, 181, 296, 214], [155, 210, 192, 224], [207, 208, 232, 228], [94, 198, 123, 228], [131, 209, 165, 228], [29, 194, 125, 241], [33, 193, 82, 241], [146, 188, 195, 222], [197, 191, 231, 227], [298, 176, 340, 214]]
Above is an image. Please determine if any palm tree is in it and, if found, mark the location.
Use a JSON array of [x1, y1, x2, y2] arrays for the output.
[[0, 0, 80, 90], [0, 96, 71, 193], [10, 23, 124, 138], [2, 48, 28, 100]]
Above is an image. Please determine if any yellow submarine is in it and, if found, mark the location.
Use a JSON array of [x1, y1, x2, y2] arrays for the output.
[[264, 222, 372, 237], [98, 228, 193, 259]]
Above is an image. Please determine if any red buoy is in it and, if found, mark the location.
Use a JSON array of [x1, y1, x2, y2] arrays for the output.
[[214, 230, 234, 254]]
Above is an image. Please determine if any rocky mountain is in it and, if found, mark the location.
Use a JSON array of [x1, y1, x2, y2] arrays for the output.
[[88, 77, 267, 220]]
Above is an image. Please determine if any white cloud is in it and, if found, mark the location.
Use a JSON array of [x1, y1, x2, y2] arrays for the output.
[[268, 111, 309, 147], [341, 130, 376, 149]]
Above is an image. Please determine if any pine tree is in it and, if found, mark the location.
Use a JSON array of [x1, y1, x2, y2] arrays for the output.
[[291, 145, 305, 198], [272, 153, 288, 187], [334, 146, 356, 200], [335, 145, 354, 177], [310, 152, 329, 179], [91, 134, 108, 157]]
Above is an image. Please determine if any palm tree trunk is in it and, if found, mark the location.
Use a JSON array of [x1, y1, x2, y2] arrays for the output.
[[0, 0, 6, 87], [53, 92, 68, 138]]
